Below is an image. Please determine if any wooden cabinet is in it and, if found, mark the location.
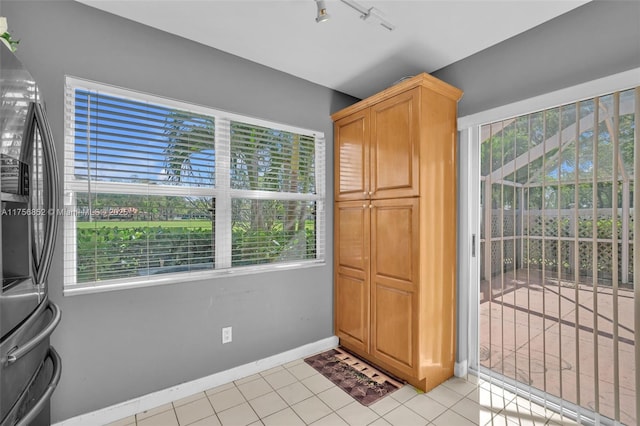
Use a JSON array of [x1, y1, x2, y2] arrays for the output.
[[335, 89, 420, 201], [333, 73, 462, 392]]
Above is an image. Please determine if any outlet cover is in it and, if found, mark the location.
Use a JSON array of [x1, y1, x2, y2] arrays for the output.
[[222, 326, 232, 344]]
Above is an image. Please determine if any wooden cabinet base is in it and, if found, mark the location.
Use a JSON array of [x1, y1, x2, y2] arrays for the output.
[[338, 339, 454, 393]]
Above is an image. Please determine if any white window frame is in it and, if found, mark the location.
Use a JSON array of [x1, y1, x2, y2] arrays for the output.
[[456, 67, 640, 380], [63, 76, 326, 296]]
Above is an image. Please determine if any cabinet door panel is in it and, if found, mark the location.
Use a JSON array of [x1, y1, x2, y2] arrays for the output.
[[335, 110, 369, 201], [370, 198, 419, 375], [335, 273, 369, 351], [370, 89, 419, 199], [337, 203, 368, 271], [335, 202, 370, 352], [372, 284, 414, 373], [371, 199, 418, 284]]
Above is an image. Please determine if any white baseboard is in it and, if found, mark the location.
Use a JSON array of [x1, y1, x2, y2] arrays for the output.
[[55, 336, 338, 426], [454, 360, 468, 377]]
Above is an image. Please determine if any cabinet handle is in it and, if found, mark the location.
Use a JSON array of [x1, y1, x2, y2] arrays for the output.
[[368, 191, 373, 196], [363, 192, 367, 196], [369, 205, 373, 209], [363, 204, 367, 209]]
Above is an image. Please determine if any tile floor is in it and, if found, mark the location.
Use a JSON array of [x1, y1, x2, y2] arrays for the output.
[[107, 354, 580, 426]]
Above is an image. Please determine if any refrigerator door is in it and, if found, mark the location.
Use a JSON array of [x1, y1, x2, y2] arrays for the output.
[[0, 101, 57, 339], [0, 45, 40, 338], [24, 103, 59, 288]]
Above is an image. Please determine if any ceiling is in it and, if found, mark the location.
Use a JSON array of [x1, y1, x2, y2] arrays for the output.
[[76, 0, 590, 100]]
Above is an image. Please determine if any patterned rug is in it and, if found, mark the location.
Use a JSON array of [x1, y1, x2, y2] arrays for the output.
[[304, 347, 404, 406]]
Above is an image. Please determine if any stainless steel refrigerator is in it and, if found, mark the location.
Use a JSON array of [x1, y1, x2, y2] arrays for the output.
[[0, 43, 61, 425]]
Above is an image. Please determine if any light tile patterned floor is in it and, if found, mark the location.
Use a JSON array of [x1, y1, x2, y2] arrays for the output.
[[107, 354, 580, 426]]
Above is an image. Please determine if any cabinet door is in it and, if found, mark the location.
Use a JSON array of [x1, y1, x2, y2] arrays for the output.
[[370, 88, 420, 199], [334, 201, 370, 352], [370, 198, 419, 376], [334, 110, 369, 201]]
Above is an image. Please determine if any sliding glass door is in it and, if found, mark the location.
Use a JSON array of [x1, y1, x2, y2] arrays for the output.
[[475, 88, 638, 425]]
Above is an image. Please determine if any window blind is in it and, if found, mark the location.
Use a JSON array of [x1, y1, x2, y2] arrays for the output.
[[230, 122, 316, 193], [64, 77, 324, 290]]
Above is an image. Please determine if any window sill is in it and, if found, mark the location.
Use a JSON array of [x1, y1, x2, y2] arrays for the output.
[[63, 260, 327, 297]]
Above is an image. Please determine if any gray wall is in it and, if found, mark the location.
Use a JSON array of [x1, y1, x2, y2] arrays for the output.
[[434, 0, 640, 117], [1, 1, 356, 422], [436, 0, 640, 369]]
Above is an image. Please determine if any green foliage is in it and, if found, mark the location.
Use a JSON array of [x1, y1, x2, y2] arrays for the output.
[[77, 225, 213, 283], [520, 215, 630, 278], [76, 221, 316, 283], [231, 225, 316, 267]]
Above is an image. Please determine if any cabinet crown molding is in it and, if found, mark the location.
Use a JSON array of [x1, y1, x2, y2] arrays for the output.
[[331, 72, 463, 122]]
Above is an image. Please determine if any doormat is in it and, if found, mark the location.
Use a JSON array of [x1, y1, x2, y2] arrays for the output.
[[304, 347, 404, 406]]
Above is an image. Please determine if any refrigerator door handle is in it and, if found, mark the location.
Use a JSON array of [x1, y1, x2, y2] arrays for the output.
[[32, 103, 60, 286], [5, 301, 61, 365], [15, 347, 62, 426]]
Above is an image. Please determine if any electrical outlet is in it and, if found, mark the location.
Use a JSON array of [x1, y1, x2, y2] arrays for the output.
[[222, 326, 232, 344]]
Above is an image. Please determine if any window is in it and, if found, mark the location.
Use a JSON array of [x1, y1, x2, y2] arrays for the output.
[[63, 77, 325, 293]]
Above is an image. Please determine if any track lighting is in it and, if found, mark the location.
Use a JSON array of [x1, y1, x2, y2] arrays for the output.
[[315, 0, 330, 23], [313, 0, 396, 31], [340, 0, 395, 31], [360, 6, 395, 31]]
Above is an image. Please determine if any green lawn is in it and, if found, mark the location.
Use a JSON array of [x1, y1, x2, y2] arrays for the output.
[[77, 220, 212, 229]]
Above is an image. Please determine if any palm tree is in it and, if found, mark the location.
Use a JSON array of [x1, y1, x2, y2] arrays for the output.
[[163, 111, 215, 185]]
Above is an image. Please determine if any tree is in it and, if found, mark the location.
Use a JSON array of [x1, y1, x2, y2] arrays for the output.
[[162, 113, 317, 265], [481, 96, 635, 210], [163, 111, 215, 186]]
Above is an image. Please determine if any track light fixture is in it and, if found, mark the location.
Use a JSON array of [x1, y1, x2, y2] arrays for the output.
[[313, 0, 396, 31], [315, 0, 330, 23]]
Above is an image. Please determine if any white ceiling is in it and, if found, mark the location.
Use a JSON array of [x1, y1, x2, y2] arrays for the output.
[[76, 0, 589, 99]]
